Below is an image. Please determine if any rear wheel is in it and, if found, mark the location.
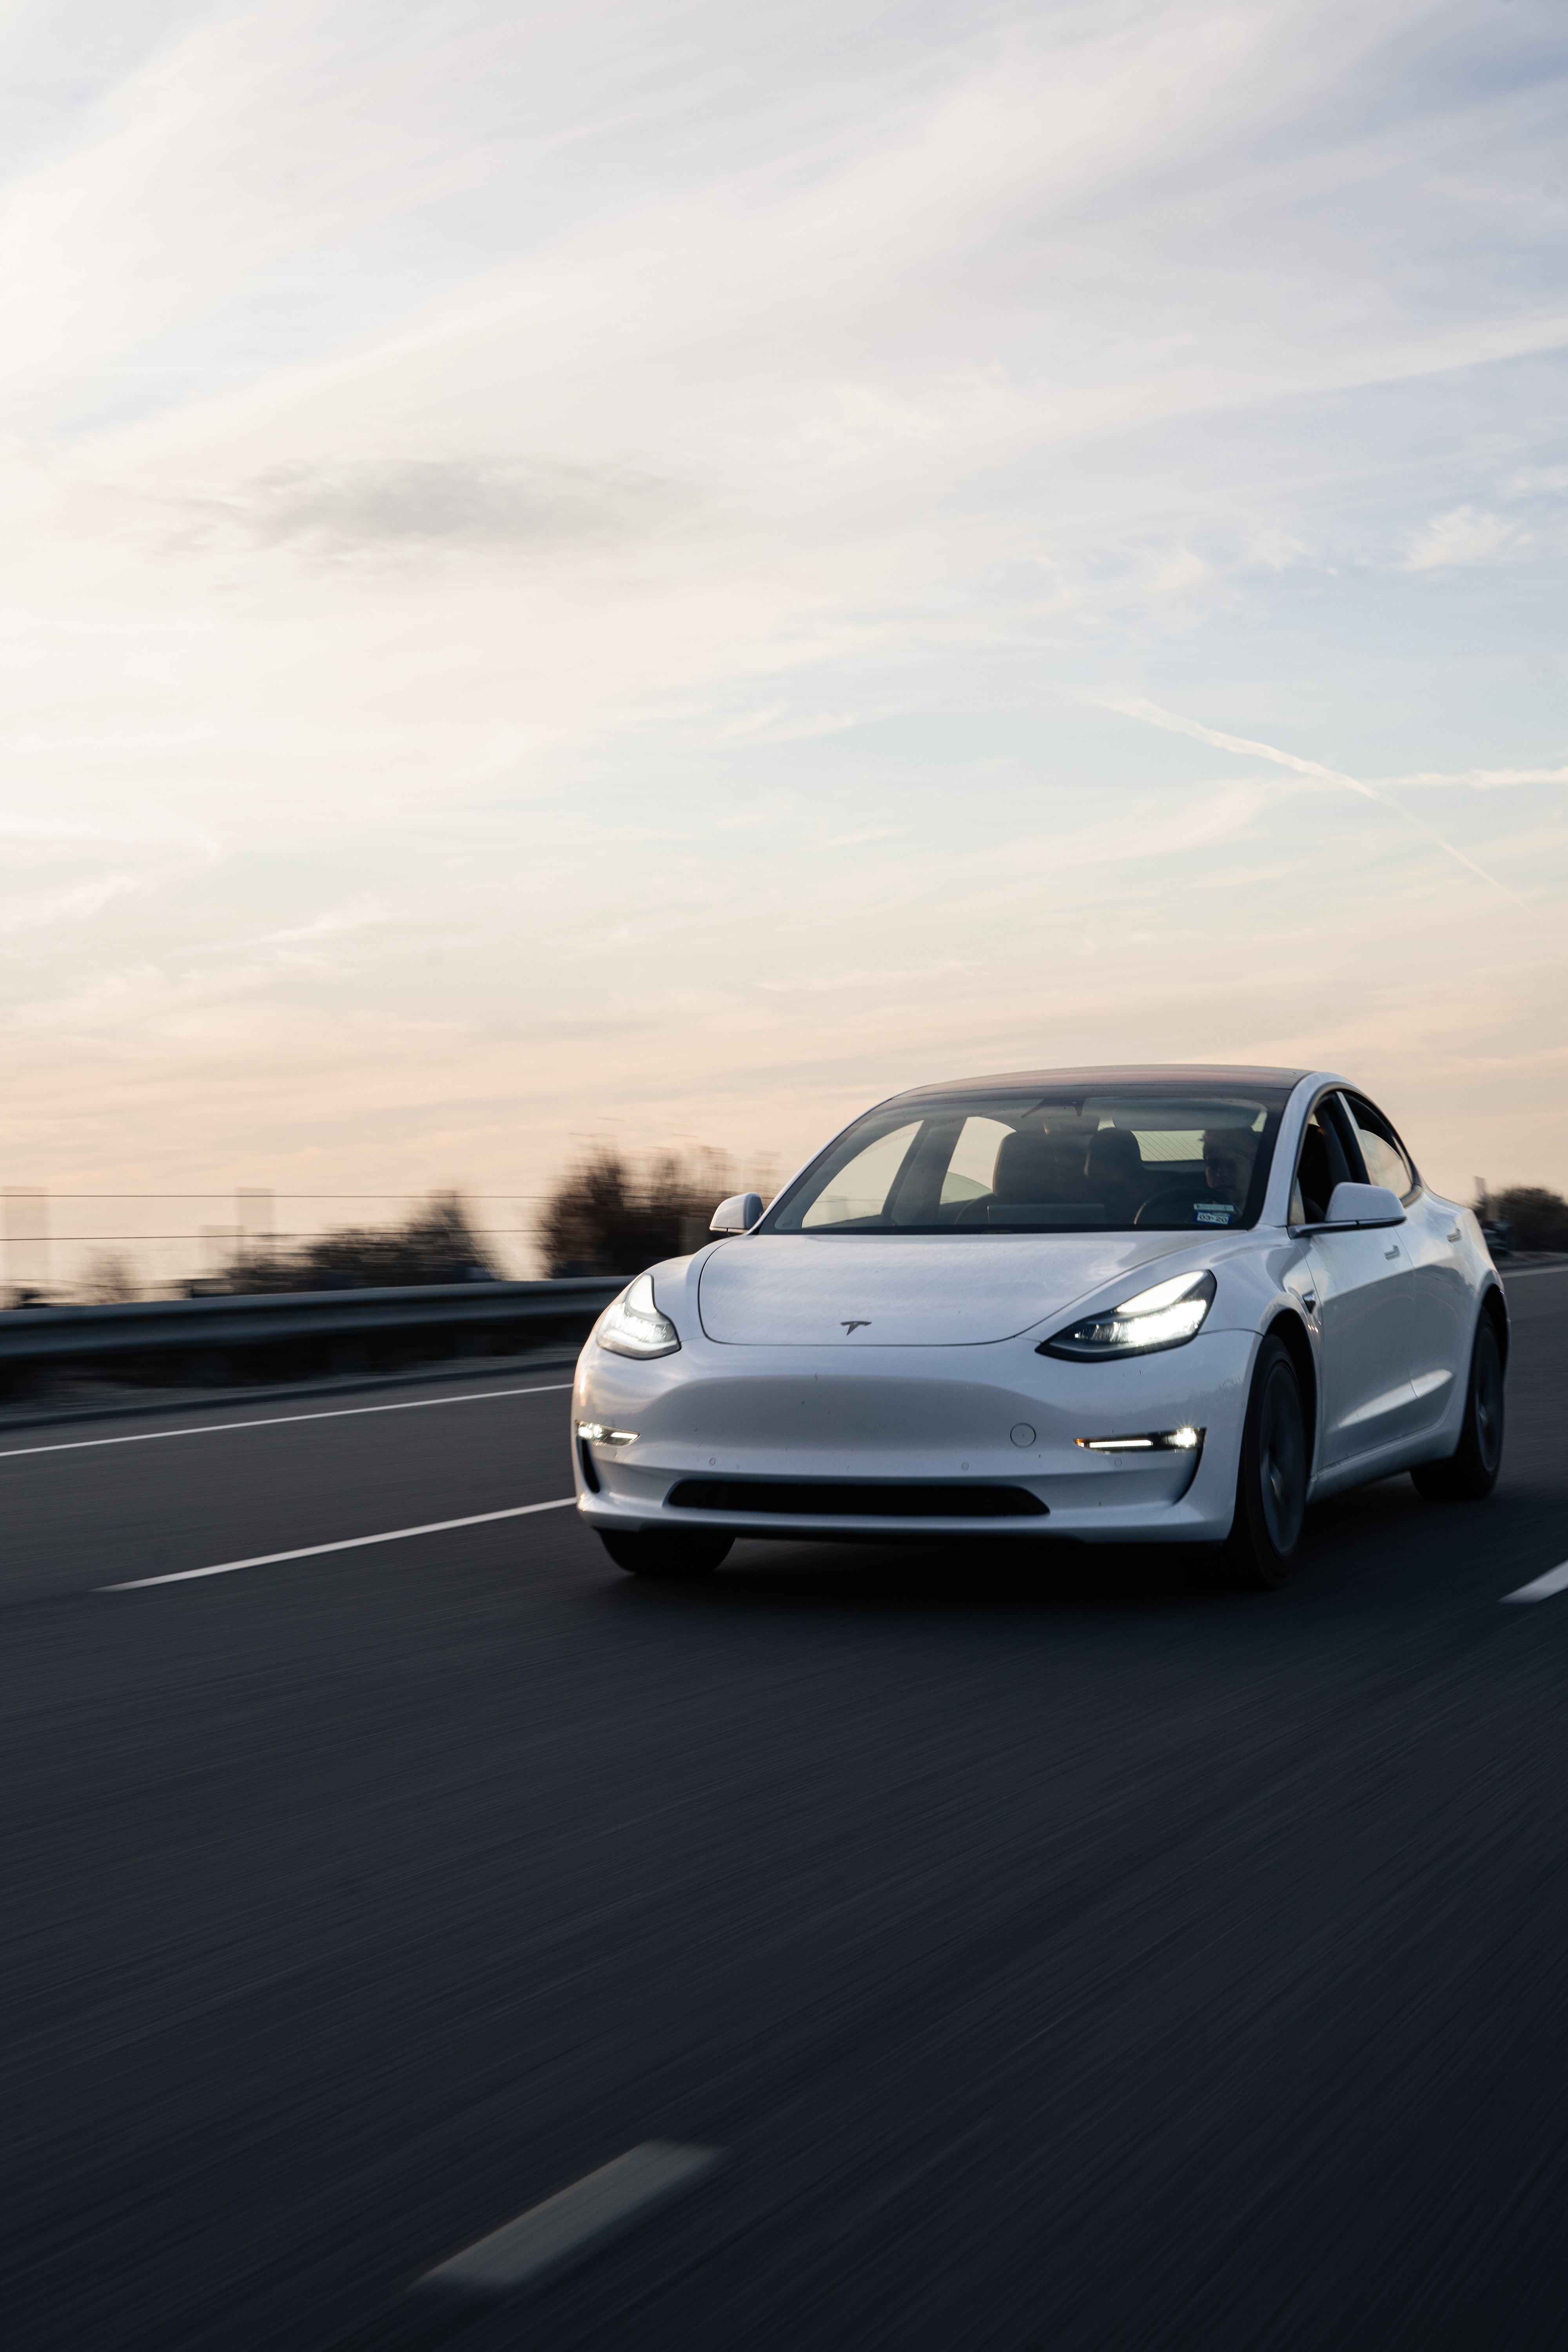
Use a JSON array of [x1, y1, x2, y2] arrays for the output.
[[1202, 1335, 1307, 1591], [598, 1529, 733, 1579], [1411, 1315, 1504, 1501]]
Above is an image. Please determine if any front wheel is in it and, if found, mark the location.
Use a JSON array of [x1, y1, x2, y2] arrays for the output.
[[1202, 1334, 1307, 1591], [1411, 1315, 1504, 1501], [598, 1528, 733, 1579]]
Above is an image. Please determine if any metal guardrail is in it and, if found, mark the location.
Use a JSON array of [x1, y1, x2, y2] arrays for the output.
[[0, 1277, 623, 1377]]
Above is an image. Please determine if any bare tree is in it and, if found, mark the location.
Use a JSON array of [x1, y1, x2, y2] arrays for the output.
[[80, 1250, 139, 1304], [217, 1192, 501, 1293], [538, 1146, 763, 1276]]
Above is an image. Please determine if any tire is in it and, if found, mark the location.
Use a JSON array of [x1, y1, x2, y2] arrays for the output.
[[1202, 1335, 1308, 1591], [1410, 1314, 1504, 1502], [598, 1528, 733, 1579]]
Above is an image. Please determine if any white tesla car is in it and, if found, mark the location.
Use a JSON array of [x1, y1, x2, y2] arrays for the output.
[[571, 1066, 1507, 1589]]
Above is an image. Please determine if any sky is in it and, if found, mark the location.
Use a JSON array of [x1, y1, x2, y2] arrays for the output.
[[3, 0, 1567, 1256]]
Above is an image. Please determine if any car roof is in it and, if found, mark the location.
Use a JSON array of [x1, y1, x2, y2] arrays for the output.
[[886, 1063, 1309, 1102]]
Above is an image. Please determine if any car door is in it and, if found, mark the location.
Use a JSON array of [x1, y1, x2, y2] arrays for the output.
[[1292, 1092, 1417, 1468], [1340, 1091, 1464, 1434]]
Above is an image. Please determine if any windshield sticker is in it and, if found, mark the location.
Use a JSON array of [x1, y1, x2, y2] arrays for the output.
[[1193, 1203, 1239, 1226]]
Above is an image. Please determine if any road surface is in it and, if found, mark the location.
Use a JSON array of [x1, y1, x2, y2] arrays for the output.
[[4, 1267, 1568, 2349]]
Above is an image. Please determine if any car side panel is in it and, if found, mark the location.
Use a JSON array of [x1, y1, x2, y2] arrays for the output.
[[1306, 1226, 1417, 1465], [1405, 1193, 1487, 1428]]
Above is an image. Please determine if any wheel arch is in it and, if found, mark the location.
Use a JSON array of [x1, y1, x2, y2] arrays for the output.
[[1480, 1279, 1509, 1371], [1265, 1308, 1319, 1477]]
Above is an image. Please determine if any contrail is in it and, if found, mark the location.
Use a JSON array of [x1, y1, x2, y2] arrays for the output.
[[1101, 695, 1533, 912]]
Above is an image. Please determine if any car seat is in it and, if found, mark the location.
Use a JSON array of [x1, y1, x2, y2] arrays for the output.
[[955, 1128, 1093, 1223], [993, 1131, 1090, 1203], [1083, 1127, 1145, 1220]]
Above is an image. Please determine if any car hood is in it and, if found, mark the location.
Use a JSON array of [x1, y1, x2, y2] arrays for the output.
[[696, 1232, 1211, 1347]]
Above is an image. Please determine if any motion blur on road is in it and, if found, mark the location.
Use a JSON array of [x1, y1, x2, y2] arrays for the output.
[[4, 1263, 1568, 2349]]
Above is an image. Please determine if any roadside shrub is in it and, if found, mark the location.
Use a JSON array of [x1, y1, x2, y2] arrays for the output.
[[1485, 1185, 1568, 1252], [538, 1146, 755, 1276], [219, 1192, 501, 1292], [80, 1250, 139, 1304]]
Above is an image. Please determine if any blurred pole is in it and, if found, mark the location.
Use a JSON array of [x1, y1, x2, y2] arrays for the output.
[[3, 1186, 49, 1292], [237, 1188, 274, 1265]]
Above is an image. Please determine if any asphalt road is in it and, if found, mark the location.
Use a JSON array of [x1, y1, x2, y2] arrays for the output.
[[5, 1267, 1568, 2351]]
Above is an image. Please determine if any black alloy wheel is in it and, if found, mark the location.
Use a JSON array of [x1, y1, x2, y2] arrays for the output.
[[598, 1529, 733, 1579], [1411, 1314, 1505, 1502], [1203, 1334, 1307, 1591]]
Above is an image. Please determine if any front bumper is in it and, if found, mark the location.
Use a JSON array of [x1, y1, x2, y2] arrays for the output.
[[572, 1328, 1254, 1546]]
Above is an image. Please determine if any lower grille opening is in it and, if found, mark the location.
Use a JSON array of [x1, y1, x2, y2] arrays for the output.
[[664, 1478, 1048, 1519]]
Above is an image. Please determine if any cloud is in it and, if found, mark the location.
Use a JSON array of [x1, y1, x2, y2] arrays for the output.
[[1402, 505, 1525, 572], [0, 808, 209, 849], [255, 895, 387, 942], [226, 894, 392, 954], [1375, 763, 1568, 791], [176, 456, 679, 561], [0, 874, 146, 933], [755, 957, 979, 997], [679, 704, 868, 749]]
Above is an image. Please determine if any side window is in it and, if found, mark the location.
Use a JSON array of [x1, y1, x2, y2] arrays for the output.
[[1290, 1098, 1353, 1224], [1343, 1094, 1416, 1201], [938, 1116, 1013, 1205]]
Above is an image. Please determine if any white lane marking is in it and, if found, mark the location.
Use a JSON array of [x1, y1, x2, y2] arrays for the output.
[[1501, 1560, 1568, 1604], [0, 1384, 572, 1464], [1499, 1262, 1568, 1281], [99, 1497, 577, 1590], [419, 2142, 724, 2299]]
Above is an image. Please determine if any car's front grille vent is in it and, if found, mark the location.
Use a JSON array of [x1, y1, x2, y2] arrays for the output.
[[664, 1478, 1048, 1519]]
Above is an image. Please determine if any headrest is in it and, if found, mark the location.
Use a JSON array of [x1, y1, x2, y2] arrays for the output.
[[1084, 1128, 1143, 1184], [993, 1131, 1080, 1202]]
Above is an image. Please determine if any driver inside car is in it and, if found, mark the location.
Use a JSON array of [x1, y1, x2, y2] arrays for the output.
[[1132, 1122, 1260, 1227], [1200, 1127, 1258, 1210]]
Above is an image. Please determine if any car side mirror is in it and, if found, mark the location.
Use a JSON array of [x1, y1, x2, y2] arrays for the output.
[[1323, 1181, 1405, 1228], [710, 1192, 763, 1235]]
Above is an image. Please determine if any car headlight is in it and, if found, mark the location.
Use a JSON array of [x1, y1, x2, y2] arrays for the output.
[[1040, 1270, 1216, 1361], [596, 1272, 680, 1359]]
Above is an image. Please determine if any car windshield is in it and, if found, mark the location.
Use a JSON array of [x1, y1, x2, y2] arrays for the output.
[[766, 1086, 1289, 1235]]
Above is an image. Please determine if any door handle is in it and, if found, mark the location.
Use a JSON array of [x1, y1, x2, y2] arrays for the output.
[[1384, 1245, 1400, 1261]]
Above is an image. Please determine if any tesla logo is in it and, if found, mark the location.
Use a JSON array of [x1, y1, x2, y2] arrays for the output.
[[841, 1319, 871, 1334]]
